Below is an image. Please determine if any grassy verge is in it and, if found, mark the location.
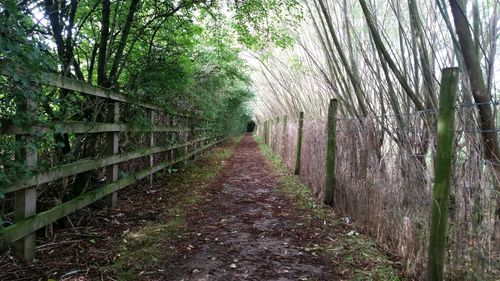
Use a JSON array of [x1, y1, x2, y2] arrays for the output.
[[111, 136, 242, 280], [255, 135, 406, 281]]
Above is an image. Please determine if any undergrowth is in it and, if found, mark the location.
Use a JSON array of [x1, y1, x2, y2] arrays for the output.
[[111, 136, 242, 280], [255, 135, 406, 281]]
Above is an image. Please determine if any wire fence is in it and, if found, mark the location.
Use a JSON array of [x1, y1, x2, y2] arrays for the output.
[[256, 100, 499, 279], [333, 99, 500, 121]]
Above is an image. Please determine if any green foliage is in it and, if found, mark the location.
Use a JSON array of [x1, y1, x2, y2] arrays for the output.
[[0, 136, 32, 187], [0, 0, 299, 227], [229, 0, 303, 49], [0, 1, 57, 188], [0, 1, 54, 72], [122, 11, 255, 136]]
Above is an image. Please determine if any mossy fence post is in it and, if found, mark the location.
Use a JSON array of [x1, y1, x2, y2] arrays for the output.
[[183, 117, 188, 167], [273, 117, 279, 153], [170, 115, 175, 170], [14, 97, 37, 261], [105, 101, 120, 208], [268, 119, 273, 148], [149, 109, 155, 187], [265, 120, 269, 145], [324, 99, 337, 206], [282, 115, 288, 158], [261, 121, 264, 142], [270, 119, 274, 149], [262, 120, 266, 143], [427, 67, 459, 281], [294, 111, 304, 175]]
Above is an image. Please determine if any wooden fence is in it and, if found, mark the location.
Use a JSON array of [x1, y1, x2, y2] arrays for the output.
[[0, 62, 223, 260]]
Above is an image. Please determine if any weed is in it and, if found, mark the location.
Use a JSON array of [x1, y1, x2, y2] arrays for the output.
[[256, 136, 328, 219], [255, 135, 406, 281]]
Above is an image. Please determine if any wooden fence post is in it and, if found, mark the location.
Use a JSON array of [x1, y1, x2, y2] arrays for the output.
[[271, 118, 274, 151], [268, 120, 271, 145], [14, 98, 37, 261], [192, 121, 199, 160], [427, 67, 459, 281], [149, 110, 155, 187], [264, 120, 268, 144], [273, 117, 279, 152], [282, 115, 288, 158], [269, 119, 274, 151], [170, 115, 175, 169], [105, 101, 120, 208], [267, 120, 270, 145], [263, 120, 266, 144], [324, 99, 338, 206], [294, 112, 304, 175], [271, 119, 274, 146], [183, 117, 189, 167]]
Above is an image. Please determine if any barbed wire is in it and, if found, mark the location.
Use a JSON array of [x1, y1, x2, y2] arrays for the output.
[[456, 100, 500, 108], [335, 128, 500, 133], [334, 127, 500, 134], [262, 100, 499, 123], [334, 108, 437, 121], [332, 100, 500, 121], [336, 149, 500, 166]]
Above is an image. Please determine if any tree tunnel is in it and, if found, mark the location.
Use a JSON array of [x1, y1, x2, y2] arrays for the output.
[[246, 120, 256, 132]]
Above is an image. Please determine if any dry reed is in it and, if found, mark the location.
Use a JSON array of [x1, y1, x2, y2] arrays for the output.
[[257, 105, 499, 279]]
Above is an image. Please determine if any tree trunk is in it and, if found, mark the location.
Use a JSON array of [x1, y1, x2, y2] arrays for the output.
[[97, 0, 111, 86], [449, 0, 500, 245]]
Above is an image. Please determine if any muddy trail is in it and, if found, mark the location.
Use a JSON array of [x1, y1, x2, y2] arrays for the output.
[[161, 135, 336, 280]]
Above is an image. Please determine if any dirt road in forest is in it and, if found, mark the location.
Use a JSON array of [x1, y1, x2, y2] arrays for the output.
[[1, 134, 402, 280], [161, 135, 337, 280]]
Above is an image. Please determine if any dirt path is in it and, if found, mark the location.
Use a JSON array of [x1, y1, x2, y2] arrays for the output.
[[161, 135, 337, 280], [1, 135, 403, 280]]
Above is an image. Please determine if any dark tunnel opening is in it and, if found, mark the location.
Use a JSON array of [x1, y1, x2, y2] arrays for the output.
[[246, 121, 256, 132]]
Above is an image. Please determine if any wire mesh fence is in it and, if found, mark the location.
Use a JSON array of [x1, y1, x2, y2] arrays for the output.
[[257, 101, 499, 279]]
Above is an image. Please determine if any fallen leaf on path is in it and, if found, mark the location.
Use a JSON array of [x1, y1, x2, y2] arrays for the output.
[[347, 230, 359, 236]]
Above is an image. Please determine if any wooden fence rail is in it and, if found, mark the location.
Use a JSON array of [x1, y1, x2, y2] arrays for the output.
[[0, 121, 211, 135], [0, 62, 223, 260]]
